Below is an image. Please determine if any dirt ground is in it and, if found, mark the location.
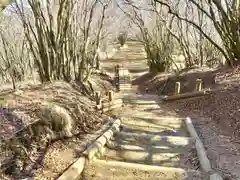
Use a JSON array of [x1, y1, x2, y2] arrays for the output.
[[0, 73, 115, 179], [133, 66, 217, 95], [136, 65, 240, 180], [33, 121, 113, 180]]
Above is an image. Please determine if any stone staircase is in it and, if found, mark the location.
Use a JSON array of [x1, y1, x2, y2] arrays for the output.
[[100, 41, 148, 79], [80, 41, 206, 180], [81, 94, 205, 179]]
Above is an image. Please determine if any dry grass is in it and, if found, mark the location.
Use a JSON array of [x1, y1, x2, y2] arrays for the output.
[[0, 77, 114, 179]]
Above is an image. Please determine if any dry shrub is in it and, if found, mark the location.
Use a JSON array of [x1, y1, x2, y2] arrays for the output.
[[118, 32, 128, 46], [0, 80, 111, 178]]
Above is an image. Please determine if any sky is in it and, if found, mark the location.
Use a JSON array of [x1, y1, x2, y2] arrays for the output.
[[2, 0, 30, 16]]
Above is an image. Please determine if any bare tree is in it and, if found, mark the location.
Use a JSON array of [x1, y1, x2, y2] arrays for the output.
[[168, 0, 223, 68], [117, 0, 182, 73], [0, 14, 31, 89], [11, 0, 110, 83], [153, 0, 240, 67]]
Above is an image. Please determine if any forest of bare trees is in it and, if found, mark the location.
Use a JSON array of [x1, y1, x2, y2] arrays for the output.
[[0, 0, 125, 90], [0, 1, 239, 179], [117, 0, 239, 73], [0, 0, 239, 84]]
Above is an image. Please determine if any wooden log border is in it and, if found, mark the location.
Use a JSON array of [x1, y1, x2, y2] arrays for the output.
[[163, 90, 208, 101], [163, 78, 210, 101], [184, 117, 223, 180], [57, 119, 121, 180]]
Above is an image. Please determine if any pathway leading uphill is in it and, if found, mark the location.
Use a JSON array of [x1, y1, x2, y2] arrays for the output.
[[80, 41, 209, 180]]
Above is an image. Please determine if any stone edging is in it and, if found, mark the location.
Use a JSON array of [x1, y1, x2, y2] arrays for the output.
[[184, 117, 223, 180], [57, 118, 121, 180], [82, 119, 121, 160]]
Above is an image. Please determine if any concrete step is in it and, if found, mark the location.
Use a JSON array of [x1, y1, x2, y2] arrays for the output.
[[119, 81, 131, 84], [120, 94, 161, 103], [119, 81, 132, 84], [102, 132, 194, 167], [123, 49, 144, 52], [106, 137, 193, 154], [119, 82, 131, 84], [111, 132, 192, 147], [102, 150, 186, 167], [116, 56, 145, 60], [120, 88, 132, 91], [82, 159, 205, 180], [119, 88, 132, 90], [120, 124, 188, 137], [121, 94, 160, 99], [119, 85, 132, 88], [119, 86, 132, 91], [111, 53, 144, 56], [119, 86, 132, 90], [119, 117, 186, 131]]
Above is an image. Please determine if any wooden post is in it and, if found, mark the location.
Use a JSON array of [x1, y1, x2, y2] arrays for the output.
[[195, 78, 202, 91], [116, 81, 120, 91], [95, 91, 101, 105], [108, 90, 114, 102], [174, 82, 181, 95], [99, 98, 102, 108], [96, 98, 103, 110], [115, 65, 120, 91], [115, 64, 120, 74]]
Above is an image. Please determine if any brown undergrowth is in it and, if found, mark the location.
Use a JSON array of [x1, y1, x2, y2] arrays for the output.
[[0, 73, 115, 179], [135, 66, 240, 179]]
